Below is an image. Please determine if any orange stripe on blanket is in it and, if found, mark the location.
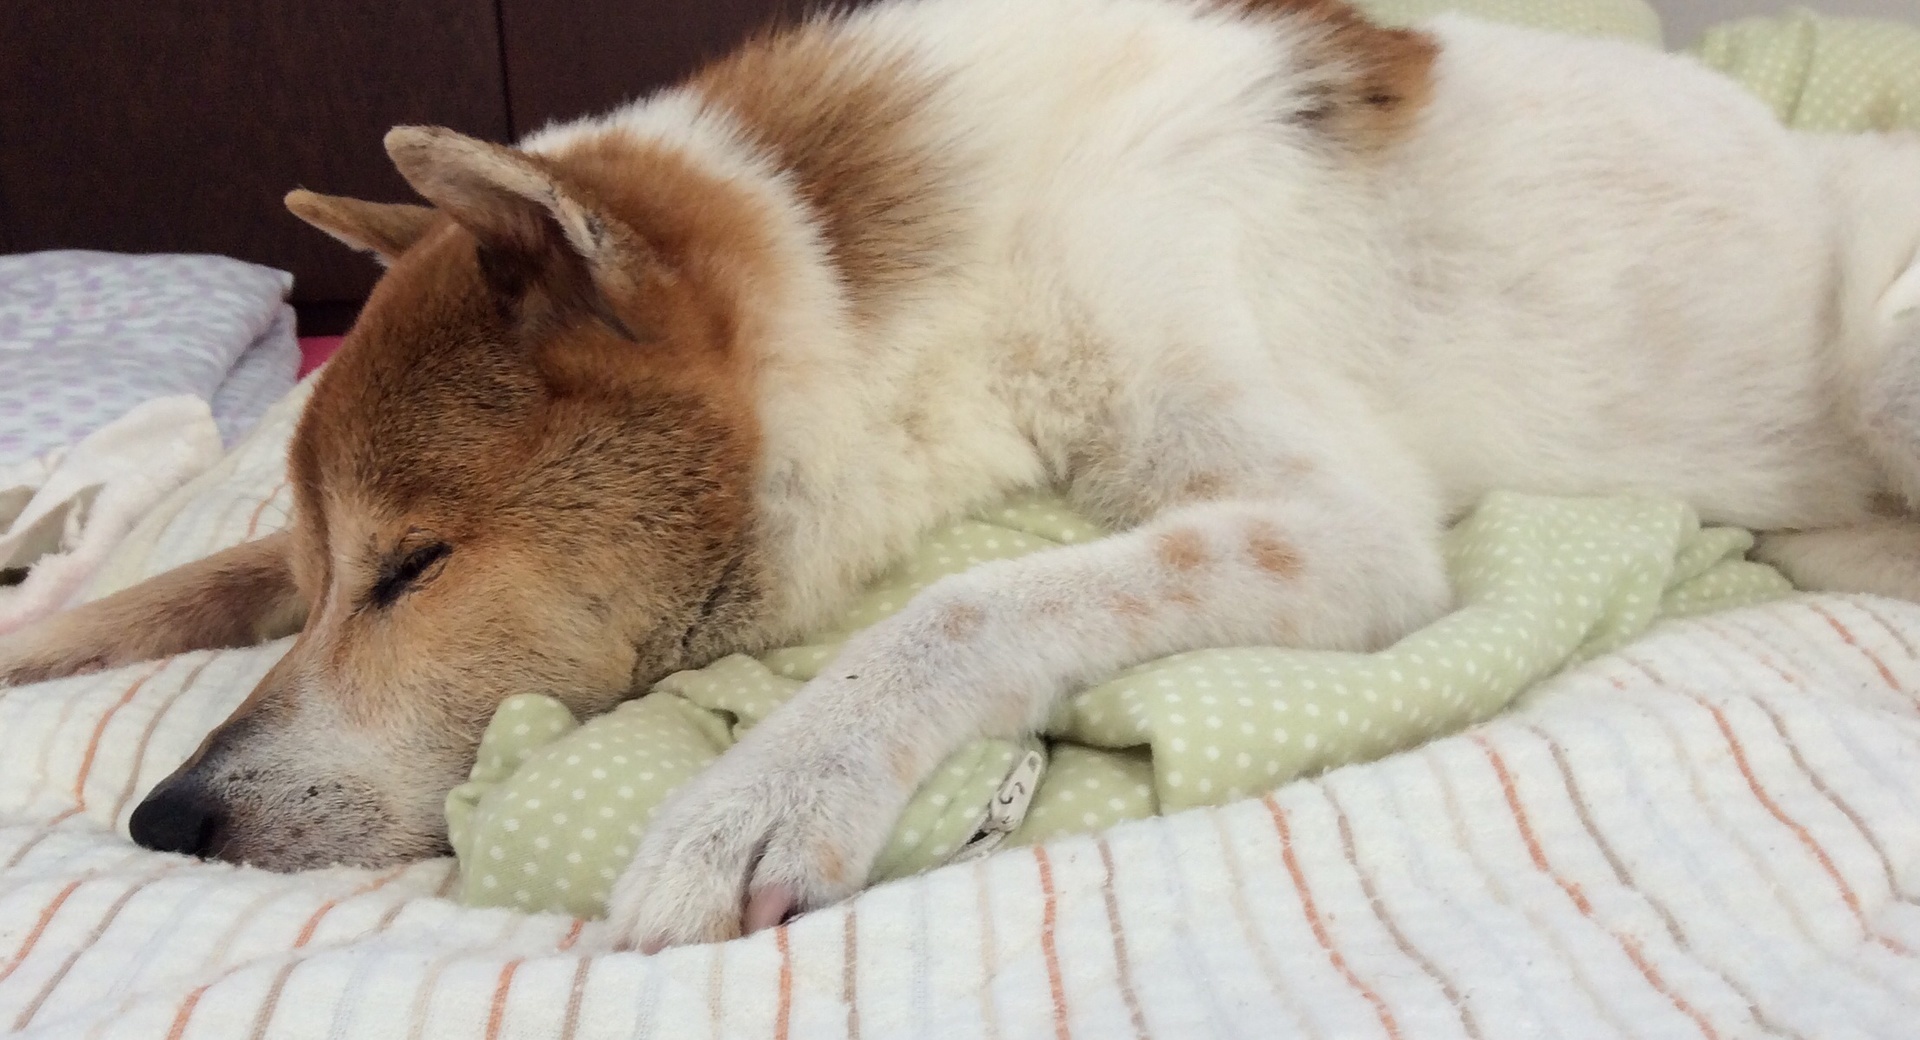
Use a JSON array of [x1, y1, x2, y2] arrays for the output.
[[1472, 735, 1723, 1038], [17, 661, 164, 824], [774, 924, 794, 1040], [1208, 811, 1300, 1018], [1746, 697, 1912, 904], [1694, 624, 1803, 691], [0, 879, 84, 984], [243, 481, 287, 539], [844, 904, 862, 1040], [409, 915, 523, 1040], [1627, 645, 1914, 958], [73, 661, 169, 809], [1805, 602, 1902, 693], [502, 923, 601, 1039], [1846, 598, 1920, 663], [1324, 787, 1480, 1040], [12, 867, 177, 1031], [109, 658, 216, 820], [706, 940, 727, 1036], [1032, 847, 1072, 1040], [1688, 693, 1912, 957], [290, 867, 404, 949], [484, 959, 524, 1040], [490, 917, 585, 1040], [4, 809, 80, 870], [178, 867, 409, 1039], [1094, 838, 1148, 1039], [1264, 796, 1402, 1040], [166, 984, 208, 1040], [559, 955, 593, 1040]]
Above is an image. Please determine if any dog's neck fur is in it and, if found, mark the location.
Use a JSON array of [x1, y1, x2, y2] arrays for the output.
[[523, 98, 1027, 646]]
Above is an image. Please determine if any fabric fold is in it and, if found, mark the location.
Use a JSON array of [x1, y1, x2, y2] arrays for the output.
[[0, 395, 223, 634]]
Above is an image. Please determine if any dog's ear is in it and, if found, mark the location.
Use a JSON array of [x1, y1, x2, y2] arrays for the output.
[[284, 190, 438, 263], [382, 125, 651, 339]]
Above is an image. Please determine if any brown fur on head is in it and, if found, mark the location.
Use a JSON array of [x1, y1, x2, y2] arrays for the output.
[[1222, 0, 1437, 150], [121, 127, 775, 869]]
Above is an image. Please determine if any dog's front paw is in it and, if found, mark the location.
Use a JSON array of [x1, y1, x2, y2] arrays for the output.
[[0, 625, 112, 688], [606, 726, 909, 953]]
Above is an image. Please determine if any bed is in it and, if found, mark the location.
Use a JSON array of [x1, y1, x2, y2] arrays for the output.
[[4, 1, 1920, 1036]]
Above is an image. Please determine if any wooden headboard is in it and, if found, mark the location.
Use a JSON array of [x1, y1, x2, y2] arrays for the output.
[[0, 0, 820, 333]]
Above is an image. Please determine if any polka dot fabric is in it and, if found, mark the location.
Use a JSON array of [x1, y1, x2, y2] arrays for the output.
[[1355, 0, 1662, 45], [448, 492, 1788, 917], [447, 694, 722, 917], [1694, 12, 1920, 133]]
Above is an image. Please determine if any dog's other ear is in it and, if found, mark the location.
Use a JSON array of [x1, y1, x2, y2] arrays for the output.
[[382, 125, 651, 340], [284, 190, 438, 263]]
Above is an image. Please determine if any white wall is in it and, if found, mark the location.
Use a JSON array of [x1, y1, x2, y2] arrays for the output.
[[1653, 0, 1918, 45]]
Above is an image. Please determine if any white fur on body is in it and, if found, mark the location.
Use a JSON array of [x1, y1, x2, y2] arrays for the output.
[[518, 1, 1920, 948]]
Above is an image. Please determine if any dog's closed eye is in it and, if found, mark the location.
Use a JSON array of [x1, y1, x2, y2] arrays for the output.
[[369, 541, 451, 608]]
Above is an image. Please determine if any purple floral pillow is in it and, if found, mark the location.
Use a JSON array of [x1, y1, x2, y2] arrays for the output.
[[0, 251, 299, 464]]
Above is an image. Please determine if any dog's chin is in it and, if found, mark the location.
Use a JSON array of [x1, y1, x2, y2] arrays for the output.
[[211, 830, 453, 873]]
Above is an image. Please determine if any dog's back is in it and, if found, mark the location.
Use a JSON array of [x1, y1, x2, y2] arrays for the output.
[[534, 0, 1916, 534], [1373, 18, 1873, 527]]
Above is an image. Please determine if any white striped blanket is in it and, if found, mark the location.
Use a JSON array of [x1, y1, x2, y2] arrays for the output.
[[4, 385, 1920, 1037], [3, 593, 1919, 1037]]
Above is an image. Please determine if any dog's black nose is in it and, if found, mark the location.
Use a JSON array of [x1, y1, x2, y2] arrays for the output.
[[128, 782, 226, 857]]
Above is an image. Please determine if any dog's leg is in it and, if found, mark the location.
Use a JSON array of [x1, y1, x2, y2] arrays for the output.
[[0, 532, 306, 686], [1755, 520, 1920, 601], [607, 469, 1449, 950]]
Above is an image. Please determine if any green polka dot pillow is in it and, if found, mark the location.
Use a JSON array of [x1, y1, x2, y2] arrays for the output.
[[1694, 12, 1920, 132], [447, 492, 1787, 917]]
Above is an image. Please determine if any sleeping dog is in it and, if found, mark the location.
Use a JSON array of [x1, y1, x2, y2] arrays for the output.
[[5, 0, 1920, 952]]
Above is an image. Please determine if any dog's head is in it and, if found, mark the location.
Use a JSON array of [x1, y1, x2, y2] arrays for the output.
[[129, 127, 774, 869]]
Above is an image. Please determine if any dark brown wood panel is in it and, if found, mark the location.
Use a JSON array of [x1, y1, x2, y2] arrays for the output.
[[500, 0, 817, 135], [0, 0, 510, 311]]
